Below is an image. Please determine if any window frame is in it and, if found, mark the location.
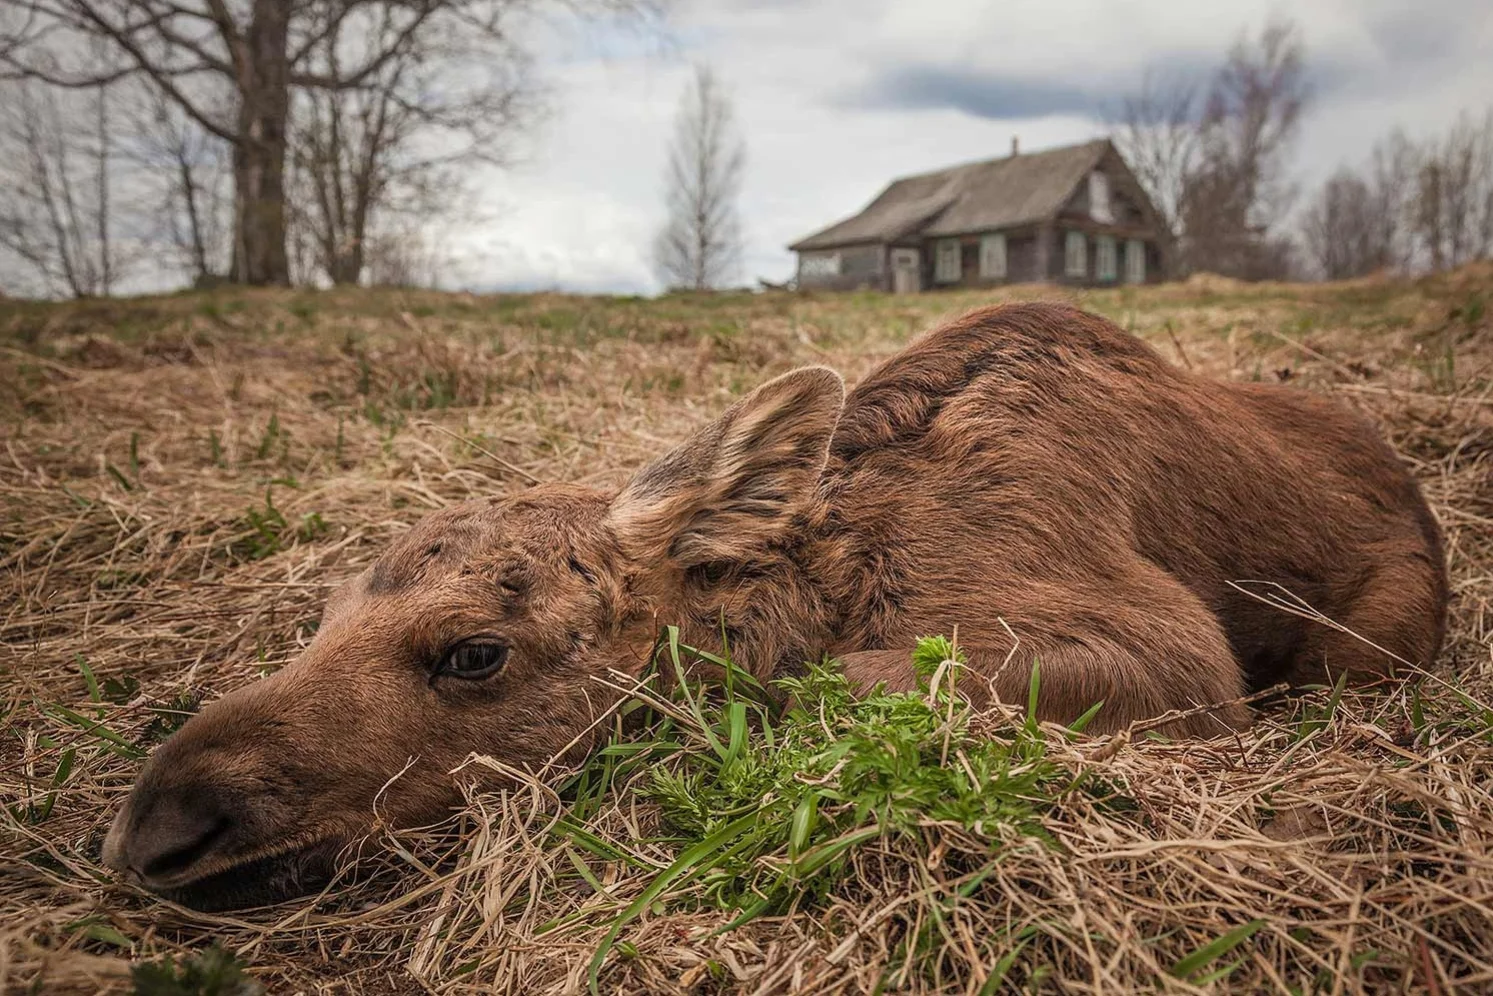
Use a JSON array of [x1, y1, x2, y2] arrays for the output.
[[1126, 239, 1146, 284], [1064, 231, 1087, 279], [799, 251, 842, 279], [1096, 234, 1118, 283], [979, 233, 1007, 280], [934, 238, 962, 284]]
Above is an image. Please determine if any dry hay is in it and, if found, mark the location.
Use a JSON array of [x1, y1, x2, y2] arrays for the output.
[[2, 272, 1491, 995]]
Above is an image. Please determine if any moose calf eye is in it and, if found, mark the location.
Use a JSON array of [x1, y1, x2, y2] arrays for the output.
[[437, 641, 509, 680]]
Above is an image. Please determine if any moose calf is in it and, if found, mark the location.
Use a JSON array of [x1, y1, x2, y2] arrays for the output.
[[104, 302, 1447, 909]]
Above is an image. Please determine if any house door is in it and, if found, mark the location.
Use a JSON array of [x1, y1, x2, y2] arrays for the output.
[[891, 248, 921, 294]]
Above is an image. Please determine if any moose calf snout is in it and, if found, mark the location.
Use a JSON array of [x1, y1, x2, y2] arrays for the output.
[[104, 780, 236, 885]]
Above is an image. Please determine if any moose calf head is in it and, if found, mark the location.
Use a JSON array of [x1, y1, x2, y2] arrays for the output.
[[103, 367, 845, 909]]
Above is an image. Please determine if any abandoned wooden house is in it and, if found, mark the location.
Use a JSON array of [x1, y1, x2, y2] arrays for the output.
[[788, 138, 1165, 292]]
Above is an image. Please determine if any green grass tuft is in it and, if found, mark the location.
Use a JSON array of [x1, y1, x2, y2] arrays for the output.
[[572, 632, 1071, 992], [131, 943, 263, 996]]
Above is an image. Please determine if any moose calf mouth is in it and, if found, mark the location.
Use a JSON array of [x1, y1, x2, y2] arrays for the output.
[[143, 843, 340, 912]]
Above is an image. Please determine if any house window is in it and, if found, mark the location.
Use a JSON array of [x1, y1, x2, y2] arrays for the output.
[[935, 239, 962, 283], [1126, 239, 1146, 284], [1089, 172, 1113, 223], [979, 233, 1007, 280], [1064, 231, 1087, 278], [1096, 235, 1118, 282], [799, 252, 841, 279]]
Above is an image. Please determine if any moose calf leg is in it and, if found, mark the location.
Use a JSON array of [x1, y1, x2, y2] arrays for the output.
[[1291, 552, 1447, 687], [840, 638, 1248, 739], [839, 567, 1253, 739]]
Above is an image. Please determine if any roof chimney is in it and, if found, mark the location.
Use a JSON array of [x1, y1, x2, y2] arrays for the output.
[[1011, 135, 1019, 156]]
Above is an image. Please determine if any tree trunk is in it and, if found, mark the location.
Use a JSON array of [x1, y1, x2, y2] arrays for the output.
[[327, 245, 363, 285], [231, 0, 292, 286]]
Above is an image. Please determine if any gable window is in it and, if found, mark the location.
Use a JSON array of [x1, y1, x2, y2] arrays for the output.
[[1096, 235, 1118, 282], [935, 239, 962, 283], [979, 233, 1007, 280], [1064, 231, 1087, 278], [1126, 239, 1146, 284], [1089, 172, 1113, 223]]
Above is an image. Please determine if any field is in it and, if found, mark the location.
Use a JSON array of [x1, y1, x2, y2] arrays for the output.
[[3, 269, 1492, 995]]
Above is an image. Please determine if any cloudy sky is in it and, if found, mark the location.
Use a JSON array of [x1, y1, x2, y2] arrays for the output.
[[448, 0, 1493, 294]]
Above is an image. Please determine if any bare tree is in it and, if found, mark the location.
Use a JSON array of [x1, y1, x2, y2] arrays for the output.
[[1301, 168, 1388, 279], [4, 0, 658, 288], [288, 10, 534, 286], [0, 78, 128, 296], [1109, 69, 1199, 274], [1302, 112, 1493, 280], [1365, 129, 1419, 274], [129, 86, 233, 284], [654, 65, 746, 291], [363, 220, 448, 288], [1412, 108, 1493, 271], [1181, 18, 1309, 279]]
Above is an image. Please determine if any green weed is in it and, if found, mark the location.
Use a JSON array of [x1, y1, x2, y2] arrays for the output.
[[131, 943, 263, 996], [104, 462, 134, 491], [253, 413, 284, 462], [141, 690, 201, 744], [228, 490, 329, 562], [392, 369, 461, 410], [65, 915, 133, 952], [45, 703, 145, 760], [572, 632, 1070, 992], [1292, 671, 1350, 742]]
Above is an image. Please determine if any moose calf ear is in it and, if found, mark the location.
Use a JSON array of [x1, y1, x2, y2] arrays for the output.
[[607, 366, 845, 568]]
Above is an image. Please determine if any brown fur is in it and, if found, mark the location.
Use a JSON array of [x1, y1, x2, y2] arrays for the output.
[[103, 303, 1448, 909]]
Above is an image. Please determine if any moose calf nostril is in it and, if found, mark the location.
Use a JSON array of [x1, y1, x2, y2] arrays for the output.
[[124, 788, 236, 883], [139, 815, 232, 880]]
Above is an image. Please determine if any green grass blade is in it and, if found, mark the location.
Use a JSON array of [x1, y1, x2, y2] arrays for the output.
[[1025, 659, 1042, 728], [564, 847, 611, 897], [790, 825, 881, 879], [587, 812, 757, 994], [47, 705, 146, 759], [77, 655, 100, 704], [721, 701, 747, 767], [979, 929, 1036, 996], [35, 746, 77, 822], [1170, 919, 1266, 979], [713, 896, 772, 935], [1068, 700, 1105, 734], [1192, 956, 1248, 986], [788, 791, 819, 860]]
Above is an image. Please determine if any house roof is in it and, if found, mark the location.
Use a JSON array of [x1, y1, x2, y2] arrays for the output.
[[788, 139, 1113, 252]]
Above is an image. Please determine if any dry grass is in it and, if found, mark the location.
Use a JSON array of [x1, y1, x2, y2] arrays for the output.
[[2, 268, 1491, 995]]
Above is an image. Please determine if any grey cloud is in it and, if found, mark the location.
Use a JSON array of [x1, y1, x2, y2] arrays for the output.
[[850, 66, 1105, 119], [849, 49, 1377, 125]]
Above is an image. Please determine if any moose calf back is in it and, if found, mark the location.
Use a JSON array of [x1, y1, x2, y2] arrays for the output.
[[817, 303, 1447, 709]]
